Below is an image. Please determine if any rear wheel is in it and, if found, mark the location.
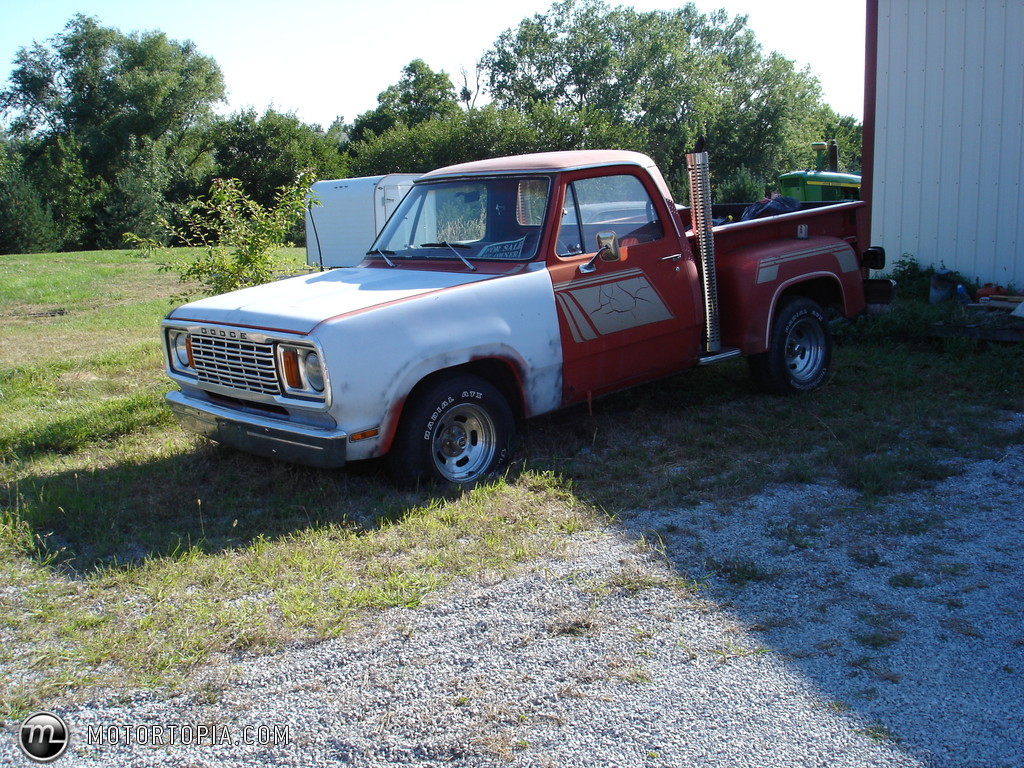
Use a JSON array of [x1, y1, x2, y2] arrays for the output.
[[389, 374, 514, 486], [749, 296, 832, 394]]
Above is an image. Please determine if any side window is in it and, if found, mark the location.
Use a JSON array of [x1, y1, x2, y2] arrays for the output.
[[556, 185, 584, 257], [557, 174, 664, 259]]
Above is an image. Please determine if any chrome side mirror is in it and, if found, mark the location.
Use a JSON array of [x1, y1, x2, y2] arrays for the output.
[[579, 231, 621, 274]]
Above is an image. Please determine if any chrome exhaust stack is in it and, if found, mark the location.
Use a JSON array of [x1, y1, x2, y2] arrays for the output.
[[686, 146, 721, 355]]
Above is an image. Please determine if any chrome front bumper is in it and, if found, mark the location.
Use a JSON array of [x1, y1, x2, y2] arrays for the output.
[[166, 390, 348, 468]]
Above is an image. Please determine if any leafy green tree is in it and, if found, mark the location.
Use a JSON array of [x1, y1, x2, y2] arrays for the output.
[[0, 14, 225, 247], [347, 102, 639, 177], [210, 108, 347, 209], [0, 157, 59, 254], [827, 113, 864, 173], [349, 59, 460, 143], [715, 166, 769, 203], [481, 0, 835, 197], [18, 132, 100, 247], [94, 137, 174, 247]]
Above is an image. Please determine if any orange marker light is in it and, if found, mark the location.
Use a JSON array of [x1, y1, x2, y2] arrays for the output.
[[282, 349, 301, 389], [350, 428, 380, 442]]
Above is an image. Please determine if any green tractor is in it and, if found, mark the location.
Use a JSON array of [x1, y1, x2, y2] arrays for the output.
[[778, 140, 861, 202]]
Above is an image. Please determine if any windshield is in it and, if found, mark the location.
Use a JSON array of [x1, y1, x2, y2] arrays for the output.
[[370, 177, 550, 263]]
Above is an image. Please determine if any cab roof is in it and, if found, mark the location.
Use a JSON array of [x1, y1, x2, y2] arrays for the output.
[[421, 150, 659, 179]]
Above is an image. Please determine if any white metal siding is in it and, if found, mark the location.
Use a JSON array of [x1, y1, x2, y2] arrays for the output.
[[873, 0, 1024, 285]]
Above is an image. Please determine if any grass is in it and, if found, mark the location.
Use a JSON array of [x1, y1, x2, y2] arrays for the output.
[[2, 248, 1024, 722]]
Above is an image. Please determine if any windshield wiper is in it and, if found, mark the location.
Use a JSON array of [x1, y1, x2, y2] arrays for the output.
[[418, 241, 477, 272], [367, 248, 397, 268]]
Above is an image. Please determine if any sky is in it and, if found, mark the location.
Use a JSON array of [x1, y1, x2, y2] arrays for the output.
[[0, 0, 866, 130]]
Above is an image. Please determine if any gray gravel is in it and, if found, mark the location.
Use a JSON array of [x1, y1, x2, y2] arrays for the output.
[[4, 441, 1023, 767]]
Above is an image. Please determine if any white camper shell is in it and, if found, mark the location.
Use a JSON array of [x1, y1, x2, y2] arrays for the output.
[[305, 174, 420, 268]]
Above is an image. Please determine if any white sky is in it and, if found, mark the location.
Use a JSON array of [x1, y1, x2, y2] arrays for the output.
[[0, 1, 866, 130]]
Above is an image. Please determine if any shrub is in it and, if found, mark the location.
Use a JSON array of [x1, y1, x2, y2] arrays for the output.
[[126, 170, 315, 297], [0, 169, 59, 254], [716, 166, 767, 203]]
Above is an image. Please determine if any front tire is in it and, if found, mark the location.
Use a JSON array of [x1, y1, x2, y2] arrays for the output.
[[749, 296, 832, 395], [389, 374, 514, 486]]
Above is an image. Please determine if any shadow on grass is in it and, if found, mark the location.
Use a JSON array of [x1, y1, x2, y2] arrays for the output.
[[8, 442, 423, 574]]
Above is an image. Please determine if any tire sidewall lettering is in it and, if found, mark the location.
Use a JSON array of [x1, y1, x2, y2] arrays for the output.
[[390, 373, 515, 486], [423, 395, 455, 441]]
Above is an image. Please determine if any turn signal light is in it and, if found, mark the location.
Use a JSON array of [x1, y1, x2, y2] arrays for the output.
[[350, 428, 380, 442], [282, 348, 302, 389]]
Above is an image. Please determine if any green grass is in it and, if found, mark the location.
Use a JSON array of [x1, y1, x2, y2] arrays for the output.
[[2, 248, 1023, 722]]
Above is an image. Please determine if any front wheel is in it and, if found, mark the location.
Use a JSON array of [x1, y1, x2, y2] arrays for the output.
[[749, 297, 832, 395], [388, 374, 515, 486]]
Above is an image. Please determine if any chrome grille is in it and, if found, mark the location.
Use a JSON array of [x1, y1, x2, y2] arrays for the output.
[[190, 336, 280, 396]]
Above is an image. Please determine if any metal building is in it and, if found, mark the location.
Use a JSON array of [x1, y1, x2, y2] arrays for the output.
[[864, 0, 1024, 286]]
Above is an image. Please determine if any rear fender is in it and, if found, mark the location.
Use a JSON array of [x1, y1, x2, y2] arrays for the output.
[[716, 237, 864, 354], [760, 274, 847, 353]]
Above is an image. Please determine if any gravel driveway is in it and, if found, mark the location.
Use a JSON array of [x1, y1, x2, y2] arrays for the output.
[[5, 443, 1022, 767]]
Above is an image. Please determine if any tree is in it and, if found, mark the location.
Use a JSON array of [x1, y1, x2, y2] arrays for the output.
[[210, 108, 347, 210], [347, 103, 640, 177], [0, 156, 59, 254], [0, 14, 225, 247], [481, 0, 834, 198], [349, 59, 460, 143]]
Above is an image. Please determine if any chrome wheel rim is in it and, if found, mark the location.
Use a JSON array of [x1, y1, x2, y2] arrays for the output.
[[431, 403, 497, 483], [784, 316, 827, 384]]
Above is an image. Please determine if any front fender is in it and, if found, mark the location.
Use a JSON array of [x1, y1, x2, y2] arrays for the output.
[[315, 265, 563, 461]]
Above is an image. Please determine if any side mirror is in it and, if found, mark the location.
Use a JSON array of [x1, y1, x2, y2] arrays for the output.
[[596, 231, 621, 262], [579, 231, 621, 274]]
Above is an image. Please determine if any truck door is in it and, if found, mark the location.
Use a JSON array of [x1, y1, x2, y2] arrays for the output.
[[548, 170, 703, 404]]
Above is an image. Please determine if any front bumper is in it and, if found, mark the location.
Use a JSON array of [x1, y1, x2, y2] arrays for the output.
[[166, 390, 348, 468]]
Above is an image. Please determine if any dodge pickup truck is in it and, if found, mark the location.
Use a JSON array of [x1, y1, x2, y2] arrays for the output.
[[161, 148, 886, 485]]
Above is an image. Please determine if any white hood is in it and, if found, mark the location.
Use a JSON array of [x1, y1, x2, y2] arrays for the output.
[[167, 266, 498, 334]]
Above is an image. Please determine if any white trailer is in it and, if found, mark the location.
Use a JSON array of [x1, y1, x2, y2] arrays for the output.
[[305, 174, 420, 268]]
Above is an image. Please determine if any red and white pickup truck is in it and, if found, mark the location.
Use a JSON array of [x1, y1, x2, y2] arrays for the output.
[[161, 149, 887, 485]]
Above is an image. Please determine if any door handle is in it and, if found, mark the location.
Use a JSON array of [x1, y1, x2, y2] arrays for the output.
[[659, 253, 683, 262]]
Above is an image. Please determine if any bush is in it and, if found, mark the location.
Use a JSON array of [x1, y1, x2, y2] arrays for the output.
[[887, 253, 975, 302], [834, 254, 981, 345], [0, 169, 59, 254], [126, 170, 315, 297], [715, 166, 767, 203]]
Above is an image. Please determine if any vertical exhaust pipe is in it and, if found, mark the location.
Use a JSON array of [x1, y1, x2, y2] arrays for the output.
[[686, 143, 721, 355], [827, 139, 839, 173]]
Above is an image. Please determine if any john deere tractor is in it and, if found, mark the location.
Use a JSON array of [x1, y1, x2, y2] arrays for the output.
[[778, 140, 860, 202]]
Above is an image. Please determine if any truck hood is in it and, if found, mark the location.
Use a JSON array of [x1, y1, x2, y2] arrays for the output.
[[167, 266, 499, 334]]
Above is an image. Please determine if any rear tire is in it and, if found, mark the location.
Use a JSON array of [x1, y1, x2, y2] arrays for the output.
[[749, 297, 832, 395], [388, 373, 514, 486]]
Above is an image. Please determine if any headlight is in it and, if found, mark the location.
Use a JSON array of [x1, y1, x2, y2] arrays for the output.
[[304, 352, 325, 392], [280, 345, 327, 397], [174, 334, 190, 366], [169, 331, 193, 369]]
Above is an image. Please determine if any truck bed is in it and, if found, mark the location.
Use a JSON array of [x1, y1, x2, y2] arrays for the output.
[[678, 199, 869, 260]]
